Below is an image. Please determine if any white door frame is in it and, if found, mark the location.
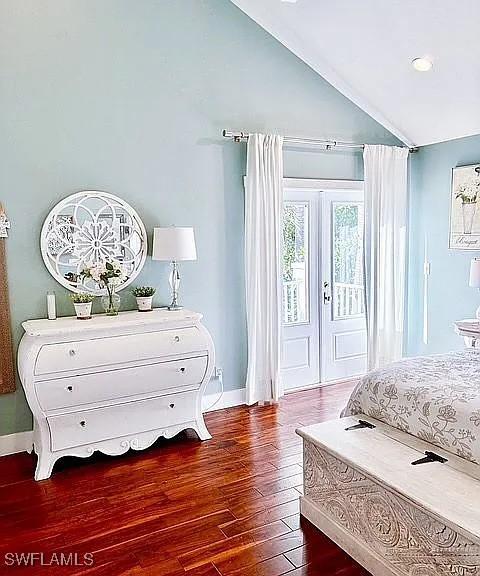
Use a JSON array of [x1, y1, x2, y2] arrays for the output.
[[282, 178, 364, 393], [283, 178, 363, 191]]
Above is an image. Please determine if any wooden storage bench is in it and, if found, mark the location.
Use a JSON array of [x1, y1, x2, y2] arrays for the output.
[[297, 416, 480, 576]]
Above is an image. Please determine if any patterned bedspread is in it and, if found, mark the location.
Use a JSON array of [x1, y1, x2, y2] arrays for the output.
[[342, 349, 480, 464]]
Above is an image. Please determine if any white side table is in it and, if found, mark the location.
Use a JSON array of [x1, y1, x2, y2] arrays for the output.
[[454, 319, 480, 348]]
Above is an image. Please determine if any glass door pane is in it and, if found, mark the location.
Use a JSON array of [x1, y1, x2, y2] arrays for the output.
[[282, 202, 309, 324], [332, 202, 365, 319]]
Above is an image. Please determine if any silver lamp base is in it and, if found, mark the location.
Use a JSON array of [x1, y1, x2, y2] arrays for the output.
[[168, 260, 183, 311]]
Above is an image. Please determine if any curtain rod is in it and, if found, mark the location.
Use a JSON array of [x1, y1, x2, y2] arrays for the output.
[[222, 130, 418, 153]]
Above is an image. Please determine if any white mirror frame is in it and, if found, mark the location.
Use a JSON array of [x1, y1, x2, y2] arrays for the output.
[[40, 191, 148, 295]]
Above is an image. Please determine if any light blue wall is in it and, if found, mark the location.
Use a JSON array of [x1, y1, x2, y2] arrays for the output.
[[407, 134, 480, 356], [0, 0, 399, 435]]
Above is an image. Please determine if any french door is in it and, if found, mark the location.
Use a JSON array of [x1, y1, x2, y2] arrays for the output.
[[281, 183, 367, 391], [281, 192, 320, 390]]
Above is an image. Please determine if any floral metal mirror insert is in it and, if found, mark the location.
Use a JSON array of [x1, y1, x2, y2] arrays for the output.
[[41, 191, 148, 294]]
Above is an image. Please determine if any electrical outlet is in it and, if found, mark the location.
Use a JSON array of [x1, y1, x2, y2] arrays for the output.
[[214, 367, 223, 378]]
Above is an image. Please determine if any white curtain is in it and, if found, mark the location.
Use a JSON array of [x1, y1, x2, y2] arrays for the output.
[[363, 144, 409, 370], [245, 133, 284, 405]]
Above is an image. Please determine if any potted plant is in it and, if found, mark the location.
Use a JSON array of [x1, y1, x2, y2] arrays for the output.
[[81, 260, 126, 316], [132, 286, 156, 312], [70, 293, 95, 320]]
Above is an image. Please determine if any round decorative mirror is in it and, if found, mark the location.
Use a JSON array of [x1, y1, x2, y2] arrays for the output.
[[41, 191, 147, 294]]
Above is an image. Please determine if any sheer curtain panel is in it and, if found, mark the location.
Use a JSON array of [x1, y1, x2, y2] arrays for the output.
[[363, 144, 409, 370], [244, 134, 284, 404]]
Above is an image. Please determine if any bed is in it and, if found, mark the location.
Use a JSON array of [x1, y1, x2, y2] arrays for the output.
[[342, 349, 480, 464], [297, 350, 480, 576]]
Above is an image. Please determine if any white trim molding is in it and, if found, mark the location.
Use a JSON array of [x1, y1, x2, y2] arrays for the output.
[[202, 387, 246, 413], [283, 177, 364, 191], [0, 430, 33, 457]]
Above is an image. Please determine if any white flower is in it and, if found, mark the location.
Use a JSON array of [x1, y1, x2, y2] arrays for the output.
[[110, 258, 122, 270], [82, 258, 126, 288], [108, 276, 123, 287]]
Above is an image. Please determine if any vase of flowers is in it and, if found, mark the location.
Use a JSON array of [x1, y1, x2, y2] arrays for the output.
[[132, 286, 156, 312], [456, 185, 478, 235], [81, 260, 126, 316], [70, 293, 95, 320]]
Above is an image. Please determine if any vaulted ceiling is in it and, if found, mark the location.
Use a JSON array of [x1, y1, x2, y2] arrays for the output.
[[230, 0, 480, 147]]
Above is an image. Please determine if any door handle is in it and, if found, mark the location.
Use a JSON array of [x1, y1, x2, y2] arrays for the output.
[[323, 281, 331, 304]]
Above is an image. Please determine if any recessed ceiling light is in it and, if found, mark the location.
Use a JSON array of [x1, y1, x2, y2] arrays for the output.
[[412, 57, 433, 72], [281, 0, 298, 3]]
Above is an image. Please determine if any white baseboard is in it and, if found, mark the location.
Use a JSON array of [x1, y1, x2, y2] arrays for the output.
[[0, 430, 33, 457], [202, 387, 246, 412]]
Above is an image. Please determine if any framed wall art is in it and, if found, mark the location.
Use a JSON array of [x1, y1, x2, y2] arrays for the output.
[[449, 163, 480, 250]]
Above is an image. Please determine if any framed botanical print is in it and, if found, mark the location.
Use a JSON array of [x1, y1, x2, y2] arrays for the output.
[[449, 163, 480, 250]]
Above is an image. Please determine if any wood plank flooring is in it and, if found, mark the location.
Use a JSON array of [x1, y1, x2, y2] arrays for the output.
[[0, 382, 371, 575]]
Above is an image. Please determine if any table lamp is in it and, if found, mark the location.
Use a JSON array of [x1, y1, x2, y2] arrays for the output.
[[152, 227, 197, 310], [469, 258, 480, 320]]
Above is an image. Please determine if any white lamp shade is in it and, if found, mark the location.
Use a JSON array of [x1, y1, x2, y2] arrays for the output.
[[469, 258, 480, 287], [152, 227, 197, 261]]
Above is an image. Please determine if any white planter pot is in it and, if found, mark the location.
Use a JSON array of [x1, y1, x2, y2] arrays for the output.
[[136, 296, 153, 312], [74, 302, 92, 319]]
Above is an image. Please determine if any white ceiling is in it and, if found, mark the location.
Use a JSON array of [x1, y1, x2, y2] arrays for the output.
[[230, 0, 480, 147]]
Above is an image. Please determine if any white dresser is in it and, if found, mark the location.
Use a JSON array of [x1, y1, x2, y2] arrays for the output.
[[18, 309, 214, 480]]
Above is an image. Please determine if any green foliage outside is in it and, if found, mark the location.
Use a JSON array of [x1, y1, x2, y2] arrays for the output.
[[334, 205, 361, 285], [283, 203, 362, 286], [283, 205, 305, 282]]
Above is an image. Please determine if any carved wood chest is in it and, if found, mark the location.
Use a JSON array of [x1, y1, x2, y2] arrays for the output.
[[297, 416, 480, 576]]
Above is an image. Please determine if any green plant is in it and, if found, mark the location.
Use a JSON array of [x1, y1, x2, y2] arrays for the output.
[[132, 286, 156, 297], [283, 205, 305, 282], [70, 292, 95, 304]]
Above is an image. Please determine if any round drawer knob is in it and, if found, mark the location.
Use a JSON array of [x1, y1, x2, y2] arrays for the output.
[[80, 420, 86, 427], [169, 403, 175, 409], [67, 385, 73, 392], [174, 336, 180, 343], [69, 349, 76, 357], [179, 367, 186, 373]]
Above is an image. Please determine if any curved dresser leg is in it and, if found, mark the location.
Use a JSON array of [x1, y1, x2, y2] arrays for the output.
[[194, 417, 212, 441], [35, 452, 57, 481]]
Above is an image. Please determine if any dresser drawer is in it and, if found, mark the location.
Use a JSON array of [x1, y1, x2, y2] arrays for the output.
[[47, 391, 197, 452], [35, 327, 206, 376], [36, 355, 207, 412]]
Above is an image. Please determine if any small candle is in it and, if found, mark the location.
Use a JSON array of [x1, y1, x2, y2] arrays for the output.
[[47, 292, 56, 320]]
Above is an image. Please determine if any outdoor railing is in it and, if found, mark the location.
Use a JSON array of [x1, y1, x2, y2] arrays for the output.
[[283, 280, 364, 323], [334, 282, 365, 318], [283, 280, 300, 323]]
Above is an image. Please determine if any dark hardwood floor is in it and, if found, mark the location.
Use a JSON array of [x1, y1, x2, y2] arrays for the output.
[[0, 381, 371, 575]]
